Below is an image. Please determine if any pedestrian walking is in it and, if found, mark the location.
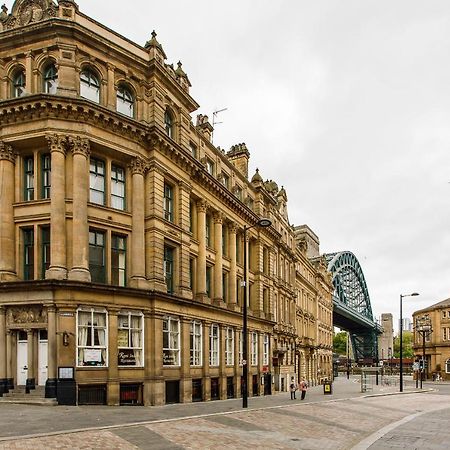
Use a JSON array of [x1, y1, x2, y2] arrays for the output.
[[289, 376, 297, 400], [300, 378, 308, 400]]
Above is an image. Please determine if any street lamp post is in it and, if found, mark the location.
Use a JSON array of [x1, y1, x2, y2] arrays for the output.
[[399, 292, 419, 392], [415, 316, 432, 389], [242, 217, 272, 409]]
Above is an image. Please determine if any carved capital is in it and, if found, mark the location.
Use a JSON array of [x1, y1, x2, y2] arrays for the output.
[[213, 212, 223, 225], [69, 136, 90, 158], [229, 222, 238, 234], [128, 156, 147, 175], [0, 141, 16, 163], [196, 200, 209, 213], [46, 134, 67, 155]]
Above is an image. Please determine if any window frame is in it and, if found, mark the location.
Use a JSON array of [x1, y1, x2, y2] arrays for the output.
[[190, 320, 202, 367], [225, 327, 234, 366], [23, 227, 34, 280], [117, 311, 143, 367], [116, 84, 135, 118], [110, 164, 126, 210], [164, 109, 174, 139], [251, 331, 258, 366], [12, 69, 26, 98], [80, 69, 100, 103], [209, 324, 220, 367], [263, 334, 269, 365], [43, 63, 58, 94], [163, 182, 174, 222], [163, 316, 180, 366], [89, 157, 106, 205], [89, 229, 106, 283], [23, 156, 34, 201], [41, 153, 51, 199], [41, 225, 50, 279], [111, 234, 126, 287], [164, 245, 174, 294]]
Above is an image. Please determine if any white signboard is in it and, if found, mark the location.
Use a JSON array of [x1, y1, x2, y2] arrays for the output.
[[83, 349, 102, 363]]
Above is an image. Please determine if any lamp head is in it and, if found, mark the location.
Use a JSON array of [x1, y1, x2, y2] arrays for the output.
[[257, 218, 272, 227]]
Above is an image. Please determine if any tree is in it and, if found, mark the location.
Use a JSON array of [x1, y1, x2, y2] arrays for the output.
[[393, 331, 414, 358], [333, 331, 348, 356]]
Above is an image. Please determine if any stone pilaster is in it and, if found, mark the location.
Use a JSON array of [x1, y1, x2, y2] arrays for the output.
[[234, 328, 241, 398], [107, 309, 119, 405], [106, 63, 116, 109], [45, 306, 57, 398], [68, 136, 91, 282], [180, 318, 192, 403], [25, 51, 34, 94], [150, 314, 164, 405], [129, 157, 148, 289], [202, 321, 211, 401], [6, 330, 12, 390], [45, 135, 68, 280], [26, 329, 35, 391], [196, 200, 208, 301], [228, 223, 237, 308], [143, 312, 152, 406], [0, 307, 6, 394], [213, 213, 224, 305], [56, 45, 77, 97], [0, 142, 17, 281], [178, 181, 193, 299], [219, 324, 227, 399]]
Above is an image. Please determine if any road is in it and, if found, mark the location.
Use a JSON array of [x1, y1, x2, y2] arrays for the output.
[[0, 376, 449, 449]]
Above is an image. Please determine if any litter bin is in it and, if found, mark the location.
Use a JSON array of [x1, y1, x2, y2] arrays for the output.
[[56, 366, 77, 406], [323, 380, 332, 395]]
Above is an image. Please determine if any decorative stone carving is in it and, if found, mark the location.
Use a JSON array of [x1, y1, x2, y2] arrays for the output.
[[6, 306, 48, 325], [4, 0, 57, 29], [0, 141, 16, 163], [46, 133, 67, 154], [68, 135, 90, 157], [196, 200, 209, 213], [128, 156, 147, 175]]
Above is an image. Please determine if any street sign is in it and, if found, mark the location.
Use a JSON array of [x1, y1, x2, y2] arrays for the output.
[[413, 362, 420, 371]]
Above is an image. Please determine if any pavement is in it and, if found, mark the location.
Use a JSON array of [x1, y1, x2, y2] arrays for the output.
[[0, 376, 449, 449]]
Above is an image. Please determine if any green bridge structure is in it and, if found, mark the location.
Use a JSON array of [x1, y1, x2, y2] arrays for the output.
[[324, 251, 382, 362]]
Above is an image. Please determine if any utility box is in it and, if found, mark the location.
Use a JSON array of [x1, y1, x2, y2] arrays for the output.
[[57, 366, 76, 406]]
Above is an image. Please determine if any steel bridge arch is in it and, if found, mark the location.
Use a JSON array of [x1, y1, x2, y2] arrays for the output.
[[325, 251, 380, 361]]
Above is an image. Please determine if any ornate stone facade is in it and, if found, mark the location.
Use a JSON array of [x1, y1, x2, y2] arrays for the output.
[[0, 0, 333, 404]]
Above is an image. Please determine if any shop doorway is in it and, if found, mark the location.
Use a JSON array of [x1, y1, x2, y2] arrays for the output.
[[17, 331, 28, 385]]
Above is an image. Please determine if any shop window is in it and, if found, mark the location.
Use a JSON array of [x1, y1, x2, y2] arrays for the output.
[[116, 85, 134, 117], [80, 69, 100, 103], [251, 332, 258, 366], [164, 245, 174, 293], [118, 311, 143, 367], [190, 320, 202, 366], [111, 234, 126, 286], [89, 158, 105, 205], [12, 69, 26, 97], [120, 384, 142, 406], [446, 359, 450, 374], [111, 165, 125, 210], [209, 324, 220, 366], [89, 230, 105, 283], [41, 226, 50, 279], [225, 327, 234, 366], [23, 228, 34, 280], [41, 153, 51, 199], [163, 316, 180, 366], [43, 63, 58, 94], [164, 109, 174, 138], [23, 156, 34, 201], [163, 182, 174, 222], [77, 308, 107, 367], [263, 334, 269, 365]]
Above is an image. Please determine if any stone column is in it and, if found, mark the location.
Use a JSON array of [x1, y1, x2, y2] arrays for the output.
[[228, 223, 237, 308], [0, 142, 17, 281], [6, 330, 12, 390], [213, 213, 223, 305], [45, 306, 57, 398], [196, 201, 208, 300], [107, 309, 119, 405], [0, 307, 6, 394], [129, 157, 148, 289], [68, 136, 91, 282], [45, 135, 67, 280], [26, 329, 35, 391]]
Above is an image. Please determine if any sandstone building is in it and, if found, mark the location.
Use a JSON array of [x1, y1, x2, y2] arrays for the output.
[[0, 0, 333, 405]]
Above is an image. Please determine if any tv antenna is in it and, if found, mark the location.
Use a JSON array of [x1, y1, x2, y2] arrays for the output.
[[212, 107, 228, 143]]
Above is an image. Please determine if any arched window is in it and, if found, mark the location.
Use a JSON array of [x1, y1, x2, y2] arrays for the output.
[[164, 109, 174, 139], [80, 69, 100, 103], [116, 85, 134, 117], [12, 69, 26, 98], [446, 359, 450, 374], [43, 63, 58, 94]]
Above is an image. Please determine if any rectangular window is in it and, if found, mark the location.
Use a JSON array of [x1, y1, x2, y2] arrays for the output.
[[443, 328, 447, 341], [225, 327, 234, 366], [163, 316, 180, 366], [222, 226, 227, 256], [190, 320, 202, 366], [206, 266, 212, 298], [24, 156, 34, 201], [77, 308, 107, 367], [23, 228, 34, 280], [206, 158, 214, 176], [89, 158, 105, 205], [111, 165, 125, 210], [190, 143, 197, 159], [222, 272, 228, 303], [209, 324, 220, 366], [189, 201, 194, 233], [164, 246, 174, 293], [89, 230, 105, 283], [41, 226, 50, 279], [41, 153, 51, 199], [205, 215, 211, 247], [189, 258, 195, 290], [163, 182, 173, 222], [443, 311, 447, 319], [263, 334, 269, 365], [111, 234, 126, 286], [118, 312, 143, 367], [236, 277, 242, 305], [221, 173, 229, 189], [251, 332, 258, 366]]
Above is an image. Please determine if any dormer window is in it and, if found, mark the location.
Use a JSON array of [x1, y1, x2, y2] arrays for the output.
[[116, 85, 134, 118], [80, 69, 100, 103], [12, 70, 26, 98], [43, 64, 58, 94], [164, 109, 174, 138]]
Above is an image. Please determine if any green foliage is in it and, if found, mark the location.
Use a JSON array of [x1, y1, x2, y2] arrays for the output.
[[333, 331, 348, 356], [393, 331, 414, 358]]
